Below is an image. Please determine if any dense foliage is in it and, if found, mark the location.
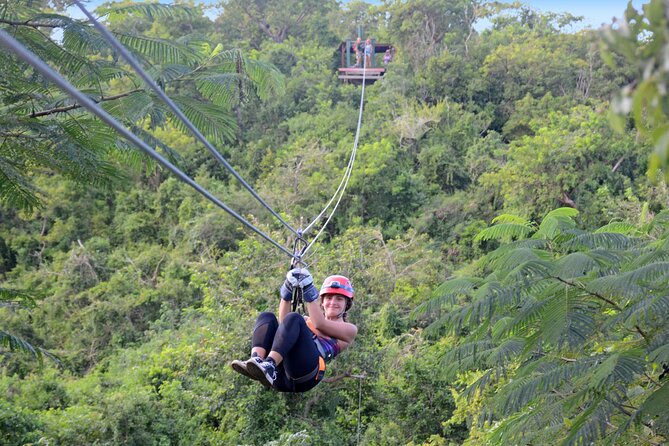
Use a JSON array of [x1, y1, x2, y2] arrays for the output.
[[0, 0, 666, 445]]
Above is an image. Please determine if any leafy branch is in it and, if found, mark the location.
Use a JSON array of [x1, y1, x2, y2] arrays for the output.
[[29, 88, 144, 118]]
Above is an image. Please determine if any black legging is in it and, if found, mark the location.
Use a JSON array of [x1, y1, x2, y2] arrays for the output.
[[252, 312, 322, 392]]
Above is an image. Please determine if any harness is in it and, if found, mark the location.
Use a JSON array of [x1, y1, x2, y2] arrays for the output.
[[287, 318, 335, 384], [285, 317, 327, 384]]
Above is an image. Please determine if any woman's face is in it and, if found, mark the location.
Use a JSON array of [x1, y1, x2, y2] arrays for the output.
[[321, 294, 347, 318]]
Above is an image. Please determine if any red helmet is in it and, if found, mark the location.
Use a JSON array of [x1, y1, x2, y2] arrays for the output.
[[319, 275, 354, 299]]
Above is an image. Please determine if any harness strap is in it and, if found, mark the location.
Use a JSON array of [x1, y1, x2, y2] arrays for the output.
[[288, 356, 326, 384]]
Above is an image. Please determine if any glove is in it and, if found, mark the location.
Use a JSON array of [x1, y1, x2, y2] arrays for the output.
[[285, 268, 314, 289], [280, 268, 318, 303]]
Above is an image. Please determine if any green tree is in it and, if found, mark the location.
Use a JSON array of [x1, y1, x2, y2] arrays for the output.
[[602, 0, 669, 181], [0, 1, 283, 211], [415, 208, 669, 445], [480, 104, 645, 222], [216, 0, 339, 50]]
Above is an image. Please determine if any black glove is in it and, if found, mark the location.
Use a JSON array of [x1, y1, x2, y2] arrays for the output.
[[280, 268, 318, 303]]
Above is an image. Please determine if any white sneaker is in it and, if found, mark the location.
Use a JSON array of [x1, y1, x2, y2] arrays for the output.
[[246, 358, 277, 388], [230, 356, 264, 381]]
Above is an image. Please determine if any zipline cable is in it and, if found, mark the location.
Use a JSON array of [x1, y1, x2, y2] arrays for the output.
[[0, 29, 296, 260], [301, 54, 368, 256], [301, 56, 367, 237], [74, 1, 301, 237]]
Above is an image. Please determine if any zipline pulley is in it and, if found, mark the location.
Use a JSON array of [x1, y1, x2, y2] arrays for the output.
[[290, 230, 308, 313]]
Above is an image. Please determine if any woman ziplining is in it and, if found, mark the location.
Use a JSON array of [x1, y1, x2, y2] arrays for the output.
[[231, 268, 358, 392]]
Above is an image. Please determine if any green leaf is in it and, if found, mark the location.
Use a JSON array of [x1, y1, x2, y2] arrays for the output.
[[475, 222, 534, 243], [168, 96, 237, 145], [97, 2, 197, 21], [594, 222, 637, 235]]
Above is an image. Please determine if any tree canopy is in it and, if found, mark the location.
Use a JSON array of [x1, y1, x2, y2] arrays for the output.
[[0, 1, 667, 445]]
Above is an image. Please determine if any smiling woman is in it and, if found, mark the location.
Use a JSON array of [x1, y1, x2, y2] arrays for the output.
[[231, 269, 358, 393]]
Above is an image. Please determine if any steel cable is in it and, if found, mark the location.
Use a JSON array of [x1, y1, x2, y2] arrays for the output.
[[74, 1, 300, 237], [0, 29, 296, 259], [301, 54, 368, 257]]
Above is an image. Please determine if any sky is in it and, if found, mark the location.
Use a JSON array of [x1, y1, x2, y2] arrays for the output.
[[67, 0, 645, 30], [520, 0, 642, 30]]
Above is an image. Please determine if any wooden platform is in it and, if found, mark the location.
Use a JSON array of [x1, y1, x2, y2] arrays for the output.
[[338, 67, 385, 83]]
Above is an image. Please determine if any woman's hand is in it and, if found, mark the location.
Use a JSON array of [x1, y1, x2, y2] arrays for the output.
[[280, 268, 318, 302], [306, 300, 358, 344]]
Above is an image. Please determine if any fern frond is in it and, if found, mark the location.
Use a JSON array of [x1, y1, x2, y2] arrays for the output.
[[501, 259, 552, 286], [194, 72, 241, 108], [611, 294, 669, 331], [0, 330, 59, 364], [594, 222, 637, 235], [168, 96, 236, 144], [489, 396, 565, 444], [621, 260, 669, 282], [648, 328, 669, 364], [72, 63, 128, 88], [588, 262, 669, 301], [560, 395, 612, 446], [130, 126, 183, 167], [101, 90, 153, 123], [509, 285, 597, 349], [533, 208, 578, 239], [586, 273, 644, 301], [475, 222, 534, 243], [476, 238, 548, 269], [554, 252, 601, 279], [626, 245, 669, 271], [14, 27, 98, 78], [0, 156, 42, 212], [242, 58, 285, 101], [533, 215, 576, 240], [589, 351, 645, 390], [636, 381, 669, 430], [492, 214, 533, 225], [494, 358, 598, 417], [489, 337, 526, 366], [544, 208, 580, 219], [563, 231, 637, 250], [97, 3, 197, 21], [487, 247, 551, 278], [586, 248, 632, 270], [411, 277, 481, 320], [148, 64, 192, 86], [461, 369, 494, 401], [113, 139, 157, 174], [441, 339, 496, 375], [116, 33, 199, 66], [441, 337, 524, 381], [447, 280, 550, 331], [62, 20, 110, 55]]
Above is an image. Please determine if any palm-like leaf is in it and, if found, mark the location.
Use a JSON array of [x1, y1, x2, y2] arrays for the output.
[[0, 286, 57, 364], [411, 277, 482, 319], [595, 222, 638, 235], [475, 222, 535, 243], [96, 3, 197, 21], [563, 231, 637, 250], [0, 2, 283, 211], [423, 209, 669, 445], [533, 207, 579, 240], [168, 96, 237, 145], [116, 33, 200, 66]]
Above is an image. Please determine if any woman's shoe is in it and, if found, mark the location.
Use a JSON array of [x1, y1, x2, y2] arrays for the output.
[[246, 358, 276, 388], [230, 356, 264, 381]]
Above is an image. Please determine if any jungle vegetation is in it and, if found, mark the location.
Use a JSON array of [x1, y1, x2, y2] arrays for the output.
[[1, 0, 668, 445]]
